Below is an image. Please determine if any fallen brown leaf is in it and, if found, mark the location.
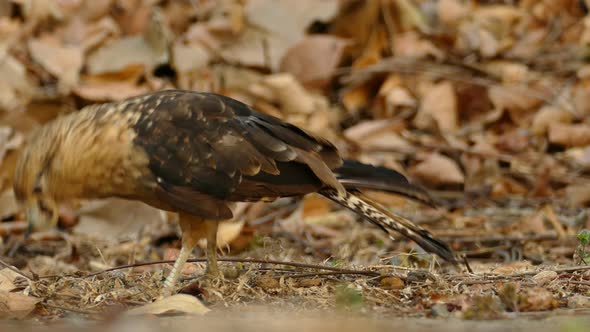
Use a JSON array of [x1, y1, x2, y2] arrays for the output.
[[531, 271, 557, 287], [74, 198, 166, 241], [379, 276, 404, 290], [222, 0, 338, 70], [438, 0, 468, 27], [0, 291, 40, 319], [263, 73, 317, 114], [518, 288, 558, 312], [28, 38, 83, 93], [409, 153, 464, 186], [493, 261, 533, 275], [280, 35, 348, 88], [0, 267, 20, 291], [565, 182, 590, 207], [414, 81, 458, 132], [548, 123, 590, 147], [532, 106, 573, 136], [126, 294, 210, 316]]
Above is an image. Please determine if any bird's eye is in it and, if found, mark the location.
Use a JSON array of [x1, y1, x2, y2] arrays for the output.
[[33, 185, 42, 194]]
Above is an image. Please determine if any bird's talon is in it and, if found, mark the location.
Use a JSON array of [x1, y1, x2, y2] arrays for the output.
[[204, 269, 224, 281]]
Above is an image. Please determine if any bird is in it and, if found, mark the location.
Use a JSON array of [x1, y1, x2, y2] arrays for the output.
[[13, 89, 456, 295]]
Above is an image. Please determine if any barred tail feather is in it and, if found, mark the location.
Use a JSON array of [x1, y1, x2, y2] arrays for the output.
[[320, 189, 456, 263]]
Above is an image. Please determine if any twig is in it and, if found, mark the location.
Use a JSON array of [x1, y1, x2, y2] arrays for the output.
[[282, 270, 380, 279], [0, 257, 34, 280], [462, 255, 473, 274], [513, 265, 590, 276], [82, 257, 381, 278], [440, 233, 560, 243]]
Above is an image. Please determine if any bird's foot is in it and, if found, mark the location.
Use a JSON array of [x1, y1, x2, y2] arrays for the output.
[[204, 267, 224, 282]]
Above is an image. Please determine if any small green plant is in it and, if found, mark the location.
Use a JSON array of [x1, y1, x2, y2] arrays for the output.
[[574, 229, 590, 265], [335, 284, 364, 310]]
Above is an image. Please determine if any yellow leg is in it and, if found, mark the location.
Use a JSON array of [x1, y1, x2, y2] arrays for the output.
[[162, 240, 195, 296], [205, 220, 221, 278], [161, 214, 221, 296]]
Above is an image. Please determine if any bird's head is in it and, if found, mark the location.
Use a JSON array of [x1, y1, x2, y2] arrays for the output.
[[13, 122, 64, 233]]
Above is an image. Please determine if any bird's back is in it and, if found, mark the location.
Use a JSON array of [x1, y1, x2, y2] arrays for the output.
[[83, 90, 345, 219]]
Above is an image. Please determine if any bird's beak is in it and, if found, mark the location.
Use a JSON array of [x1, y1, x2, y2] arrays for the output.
[[25, 198, 58, 236]]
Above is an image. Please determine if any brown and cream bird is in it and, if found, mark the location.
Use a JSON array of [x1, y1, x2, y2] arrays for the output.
[[13, 89, 456, 295]]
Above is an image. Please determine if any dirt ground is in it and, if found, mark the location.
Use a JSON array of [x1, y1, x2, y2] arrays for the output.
[[2, 310, 590, 332]]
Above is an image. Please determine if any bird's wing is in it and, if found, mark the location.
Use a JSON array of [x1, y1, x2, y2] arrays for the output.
[[128, 90, 343, 219]]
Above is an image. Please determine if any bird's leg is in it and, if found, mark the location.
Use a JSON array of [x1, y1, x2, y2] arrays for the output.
[[204, 220, 221, 278], [161, 215, 222, 296], [161, 213, 203, 296], [161, 238, 195, 296]]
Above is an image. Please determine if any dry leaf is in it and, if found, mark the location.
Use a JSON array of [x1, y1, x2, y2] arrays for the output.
[[304, 210, 355, 229], [0, 291, 40, 319], [0, 54, 33, 110], [74, 198, 166, 241], [126, 294, 210, 316], [409, 153, 464, 186], [378, 75, 416, 116], [564, 146, 590, 170], [565, 182, 590, 207], [548, 123, 590, 147], [256, 275, 280, 291], [573, 82, 590, 118], [532, 106, 573, 136], [280, 35, 348, 88], [210, 219, 246, 249], [263, 73, 316, 114], [74, 64, 148, 101], [329, 0, 380, 56], [87, 36, 164, 74], [0, 190, 18, 221], [222, 0, 338, 70], [0, 267, 20, 291], [344, 120, 412, 151], [14, 0, 63, 27], [172, 42, 211, 73], [301, 194, 331, 219], [473, 5, 523, 28], [380, 276, 404, 290], [414, 81, 458, 132], [395, 0, 428, 31], [74, 79, 149, 102], [531, 271, 557, 286], [394, 31, 443, 59], [28, 38, 83, 93], [518, 288, 558, 311], [493, 261, 533, 274], [87, 10, 169, 75], [490, 177, 528, 198], [341, 84, 372, 115], [438, 0, 468, 27]]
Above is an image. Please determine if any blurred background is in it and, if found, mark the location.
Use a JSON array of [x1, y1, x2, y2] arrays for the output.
[[1, 0, 590, 321]]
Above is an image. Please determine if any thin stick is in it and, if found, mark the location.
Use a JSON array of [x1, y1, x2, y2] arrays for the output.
[[282, 270, 380, 279], [82, 257, 381, 278]]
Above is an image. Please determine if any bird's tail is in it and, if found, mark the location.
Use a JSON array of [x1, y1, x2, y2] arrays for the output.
[[334, 160, 436, 207], [320, 188, 456, 263]]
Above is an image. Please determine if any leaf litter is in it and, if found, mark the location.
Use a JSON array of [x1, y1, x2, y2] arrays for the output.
[[0, 0, 590, 325]]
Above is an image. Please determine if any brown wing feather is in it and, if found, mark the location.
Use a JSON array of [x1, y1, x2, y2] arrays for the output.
[[125, 90, 342, 219]]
